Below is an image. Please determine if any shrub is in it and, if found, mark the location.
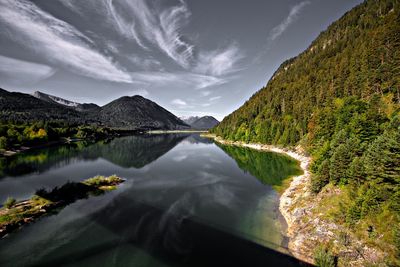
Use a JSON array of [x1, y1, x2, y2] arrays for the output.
[[0, 136, 7, 150], [394, 225, 400, 257], [4, 197, 16, 209], [83, 175, 122, 187], [314, 246, 336, 267]]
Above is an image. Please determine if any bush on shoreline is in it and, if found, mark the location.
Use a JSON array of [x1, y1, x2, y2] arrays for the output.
[[4, 197, 16, 209], [314, 246, 336, 267]]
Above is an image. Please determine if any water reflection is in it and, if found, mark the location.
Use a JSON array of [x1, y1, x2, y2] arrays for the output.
[[217, 144, 303, 191], [0, 134, 306, 267], [0, 134, 187, 178]]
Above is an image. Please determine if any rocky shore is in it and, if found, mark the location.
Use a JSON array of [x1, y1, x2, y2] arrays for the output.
[[203, 134, 386, 266], [201, 135, 314, 261]]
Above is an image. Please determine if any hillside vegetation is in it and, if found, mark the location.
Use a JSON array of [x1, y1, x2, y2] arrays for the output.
[[213, 0, 400, 264], [0, 89, 188, 131]]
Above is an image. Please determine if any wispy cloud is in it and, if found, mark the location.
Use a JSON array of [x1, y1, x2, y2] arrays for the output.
[[198, 95, 221, 108], [201, 91, 211, 97], [0, 0, 132, 83], [104, 0, 194, 68], [183, 73, 226, 89], [268, 1, 310, 41], [103, 0, 150, 50], [129, 71, 225, 90], [0, 55, 55, 84], [158, 0, 194, 67], [59, 0, 245, 79], [172, 98, 187, 107], [131, 88, 149, 97], [128, 55, 162, 71], [195, 43, 244, 76], [173, 154, 188, 162], [209, 96, 221, 102], [59, 0, 82, 14]]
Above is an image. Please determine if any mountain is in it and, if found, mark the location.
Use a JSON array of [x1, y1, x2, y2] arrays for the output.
[[190, 116, 219, 130], [213, 0, 399, 264], [180, 116, 201, 125], [98, 95, 189, 130], [0, 88, 86, 124], [0, 89, 188, 130], [214, 0, 399, 145], [33, 91, 100, 112], [180, 116, 219, 129], [214, 0, 399, 147]]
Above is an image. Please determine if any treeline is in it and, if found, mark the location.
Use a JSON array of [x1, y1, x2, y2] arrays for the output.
[[0, 121, 118, 151], [212, 0, 400, 262]]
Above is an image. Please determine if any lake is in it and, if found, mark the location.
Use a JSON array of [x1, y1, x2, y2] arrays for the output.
[[0, 134, 305, 266]]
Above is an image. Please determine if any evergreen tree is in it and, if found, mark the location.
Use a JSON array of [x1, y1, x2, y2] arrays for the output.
[[364, 130, 400, 189]]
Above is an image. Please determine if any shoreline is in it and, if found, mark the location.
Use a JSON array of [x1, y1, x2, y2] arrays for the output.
[[147, 130, 208, 134], [202, 134, 314, 263], [0, 139, 70, 157], [204, 134, 387, 266], [0, 131, 131, 157], [0, 127, 152, 158], [0, 175, 124, 238], [0, 129, 206, 157]]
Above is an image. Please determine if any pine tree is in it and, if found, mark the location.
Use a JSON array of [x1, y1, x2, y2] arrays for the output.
[[364, 130, 400, 189], [347, 156, 366, 186]]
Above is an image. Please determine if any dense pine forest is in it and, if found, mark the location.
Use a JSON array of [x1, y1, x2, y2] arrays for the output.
[[212, 0, 400, 262]]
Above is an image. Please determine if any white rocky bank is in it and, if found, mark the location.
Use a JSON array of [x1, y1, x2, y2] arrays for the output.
[[205, 134, 386, 266]]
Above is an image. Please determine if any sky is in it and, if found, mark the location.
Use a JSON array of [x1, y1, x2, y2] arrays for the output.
[[0, 0, 363, 120]]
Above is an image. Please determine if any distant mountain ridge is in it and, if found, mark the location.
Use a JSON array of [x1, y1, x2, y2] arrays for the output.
[[180, 115, 219, 129], [180, 116, 201, 125], [0, 88, 188, 130], [0, 88, 86, 124], [33, 91, 100, 112], [191, 116, 219, 129]]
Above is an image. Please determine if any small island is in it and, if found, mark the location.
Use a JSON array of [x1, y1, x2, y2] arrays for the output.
[[0, 175, 124, 238]]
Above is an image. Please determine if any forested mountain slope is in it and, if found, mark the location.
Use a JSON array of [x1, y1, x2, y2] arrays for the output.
[[0, 89, 188, 131], [213, 0, 400, 263], [0, 88, 85, 124], [33, 91, 100, 112], [98, 96, 189, 130], [214, 0, 399, 144]]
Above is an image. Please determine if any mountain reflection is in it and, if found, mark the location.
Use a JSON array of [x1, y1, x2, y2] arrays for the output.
[[0, 134, 188, 178], [0, 134, 308, 267], [216, 144, 303, 190]]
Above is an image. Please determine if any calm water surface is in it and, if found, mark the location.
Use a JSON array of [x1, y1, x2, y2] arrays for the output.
[[0, 134, 303, 267]]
